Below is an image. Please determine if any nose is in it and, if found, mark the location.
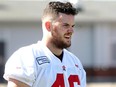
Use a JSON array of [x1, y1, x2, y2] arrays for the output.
[[68, 27, 74, 33]]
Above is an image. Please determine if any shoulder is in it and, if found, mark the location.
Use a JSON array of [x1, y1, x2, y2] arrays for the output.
[[63, 49, 78, 59], [4, 43, 39, 86], [17, 43, 37, 53], [6, 42, 41, 66], [63, 49, 84, 68], [14, 41, 41, 56]]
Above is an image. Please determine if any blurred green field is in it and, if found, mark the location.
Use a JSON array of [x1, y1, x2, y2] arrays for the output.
[[1, 83, 116, 87]]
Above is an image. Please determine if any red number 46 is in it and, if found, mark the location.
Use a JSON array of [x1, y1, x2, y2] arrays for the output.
[[52, 73, 80, 87]]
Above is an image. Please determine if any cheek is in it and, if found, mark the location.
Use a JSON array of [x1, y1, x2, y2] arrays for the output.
[[51, 28, 58, 38], [52, 25, 65, 38], [52, 26, 59, 35]]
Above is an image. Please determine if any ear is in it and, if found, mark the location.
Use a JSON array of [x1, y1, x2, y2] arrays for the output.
[[45, 21, 51, 31]]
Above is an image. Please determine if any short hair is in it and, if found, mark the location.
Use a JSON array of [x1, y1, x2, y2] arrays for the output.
[[42, 1, 78, 21]]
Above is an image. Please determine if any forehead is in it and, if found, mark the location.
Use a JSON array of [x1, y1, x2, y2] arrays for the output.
[[56, 13, 75, 24]]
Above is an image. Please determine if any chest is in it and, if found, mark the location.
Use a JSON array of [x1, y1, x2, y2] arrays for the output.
[[35, 56, 82, 87]]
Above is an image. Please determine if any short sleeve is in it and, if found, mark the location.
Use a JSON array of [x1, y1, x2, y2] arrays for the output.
[[3, 48, 36, 86], [81, 68, 86, 87], [70, 52, 87, 87], [76, 57, 86, 87]]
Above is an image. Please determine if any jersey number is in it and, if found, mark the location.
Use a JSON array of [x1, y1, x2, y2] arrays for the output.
[[52, 73, 80, 87]]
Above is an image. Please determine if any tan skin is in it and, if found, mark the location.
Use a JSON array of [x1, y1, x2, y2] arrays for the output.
[[43, 13, 75, 56], [7, 78, 29, 87], [7, 13, 75, 87]]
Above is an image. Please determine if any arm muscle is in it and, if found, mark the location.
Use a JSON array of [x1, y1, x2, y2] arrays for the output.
[[7, 78, 30, 87]]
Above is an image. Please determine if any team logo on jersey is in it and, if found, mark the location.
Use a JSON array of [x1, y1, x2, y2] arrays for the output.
[[75, 64, 81, 70], [36, 56, 50, 65], [75, 64, 78, 68], [62, 65, 66, 71]]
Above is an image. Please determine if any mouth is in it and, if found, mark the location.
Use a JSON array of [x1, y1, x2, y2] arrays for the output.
[[65, 36, 71, 38], [64, 36, 71, 40], [64, 33, 72, 41]]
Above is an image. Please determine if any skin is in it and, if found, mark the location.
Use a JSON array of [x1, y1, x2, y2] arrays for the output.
[[7, 13, 75, 87], [7, 78, 29, 87], [43, 13, 75, 56]]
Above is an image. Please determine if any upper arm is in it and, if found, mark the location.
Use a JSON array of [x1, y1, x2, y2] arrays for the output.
[[4, 48, 36, 86], [7, 78, 30, 87]]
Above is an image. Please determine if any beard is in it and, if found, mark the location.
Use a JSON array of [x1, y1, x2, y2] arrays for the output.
[[51, 34, 71, 49]]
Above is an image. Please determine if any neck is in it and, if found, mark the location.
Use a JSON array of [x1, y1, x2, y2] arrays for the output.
[[42, 38, 63, 56]]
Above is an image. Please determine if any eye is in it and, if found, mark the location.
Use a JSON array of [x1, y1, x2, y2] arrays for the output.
[[72, 25, 75, 28], [63, 24, 70, 28]]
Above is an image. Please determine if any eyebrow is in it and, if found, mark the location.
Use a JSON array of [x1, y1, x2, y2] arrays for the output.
[[63, 23, 75, 27]]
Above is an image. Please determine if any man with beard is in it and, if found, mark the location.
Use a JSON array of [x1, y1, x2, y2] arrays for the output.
[[3, 1, 86, 87]]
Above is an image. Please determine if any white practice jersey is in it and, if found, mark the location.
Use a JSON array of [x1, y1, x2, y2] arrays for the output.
[[4, 41, 86, 87]]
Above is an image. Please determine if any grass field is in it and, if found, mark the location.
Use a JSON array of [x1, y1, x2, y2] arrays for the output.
[[1, 83, 116, 87]]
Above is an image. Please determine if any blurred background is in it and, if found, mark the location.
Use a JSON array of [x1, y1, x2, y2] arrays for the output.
[[0, 0, 116, 87]]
